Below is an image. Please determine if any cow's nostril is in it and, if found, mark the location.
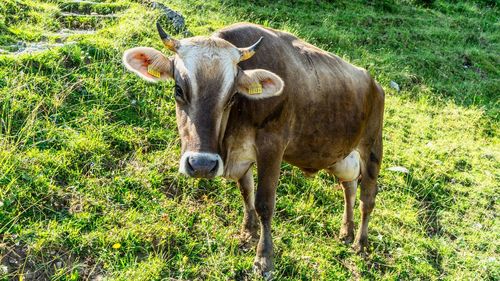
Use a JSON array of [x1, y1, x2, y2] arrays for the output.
[[210, 161, 218, 173], [186, 157, 195, 174]]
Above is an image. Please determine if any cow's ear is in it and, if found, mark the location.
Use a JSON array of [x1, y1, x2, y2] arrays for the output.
[[123, 47, 173, 83], [236, 69, 284, 99]]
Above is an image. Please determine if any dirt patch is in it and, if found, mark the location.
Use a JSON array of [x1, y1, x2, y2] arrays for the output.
[[58, 12, 118, 29], [60, 1, 128, 15], [0, 238, 105, 280], [0, 41, 77, 55]]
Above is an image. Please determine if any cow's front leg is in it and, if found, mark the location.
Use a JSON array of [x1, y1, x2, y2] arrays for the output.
[[237, 168, 259, 249], [253, 148, 283, 279]]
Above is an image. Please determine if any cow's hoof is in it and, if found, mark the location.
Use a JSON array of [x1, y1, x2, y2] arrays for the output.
[[253, 256, 273, 280], [353, 236, 369, 254], [339, 226, 354, 244], [238, 231, 259, 251]]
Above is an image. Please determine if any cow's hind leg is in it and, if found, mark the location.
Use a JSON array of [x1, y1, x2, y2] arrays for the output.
[[237, 169, 259, 249], [354, 172, 378, 253], [354, 137, 382, 253], [329, 151, 361, 244]]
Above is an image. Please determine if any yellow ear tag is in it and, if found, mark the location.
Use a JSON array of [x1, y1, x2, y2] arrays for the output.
[[248, 82, 263, 95], [147, 65, 161, 78]]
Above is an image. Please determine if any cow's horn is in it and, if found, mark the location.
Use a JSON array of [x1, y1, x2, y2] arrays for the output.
[[156, 22, 180, 52], [239, 36, 264, 62]]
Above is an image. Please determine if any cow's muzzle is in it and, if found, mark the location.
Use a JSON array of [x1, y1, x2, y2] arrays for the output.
[[179, 152, 224, 178]]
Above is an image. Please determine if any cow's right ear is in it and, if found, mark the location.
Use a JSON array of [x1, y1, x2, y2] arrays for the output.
[[123, 47, 173, 83]]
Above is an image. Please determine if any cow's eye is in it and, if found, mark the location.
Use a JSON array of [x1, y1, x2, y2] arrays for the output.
[[174, 85, 185, 103]]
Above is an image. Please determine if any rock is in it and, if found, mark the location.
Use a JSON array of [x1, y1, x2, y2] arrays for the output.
[[389, 81, 400, 92], [60, 12, 118, 18], [433, 160, 443, 165], [0, 265, 8, 274], [8, 257, 18, 265], [152, 2, 190, 35], [386, 166, 409, 174], [24, 270, 36, 280], [72, 0, 99, 3], [11, 41, 77, 55], [482, 153, 495, 160]]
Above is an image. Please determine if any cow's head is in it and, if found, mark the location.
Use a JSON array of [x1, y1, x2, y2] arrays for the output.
[[123, 23, 284, 178]]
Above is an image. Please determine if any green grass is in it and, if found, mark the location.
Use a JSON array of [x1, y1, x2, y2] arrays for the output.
[[0, 0, 499, 280]]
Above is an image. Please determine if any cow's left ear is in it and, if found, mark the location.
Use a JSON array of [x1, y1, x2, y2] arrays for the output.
[[236, 69, 284, 99]]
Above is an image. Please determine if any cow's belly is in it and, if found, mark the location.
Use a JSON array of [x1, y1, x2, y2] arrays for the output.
[[223, 136, 358, 180], [284, 152, 347, 174], [283, 130, 361, 172], [284, 145, 359, 178], [283, 101, 366, 171]]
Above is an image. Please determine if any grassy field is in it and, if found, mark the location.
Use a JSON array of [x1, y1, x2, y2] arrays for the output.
[[0, 0, 499, 280]]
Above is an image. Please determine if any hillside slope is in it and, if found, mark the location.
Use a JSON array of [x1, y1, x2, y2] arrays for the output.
[[0, 0, 498, 280]]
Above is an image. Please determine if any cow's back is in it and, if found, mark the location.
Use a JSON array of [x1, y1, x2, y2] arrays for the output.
[[215, 23, 372, 101]]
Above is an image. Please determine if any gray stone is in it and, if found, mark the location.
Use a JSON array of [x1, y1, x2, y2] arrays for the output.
[[152, 2, 190, 35], [386, 166, 409, 174], [389, 80, 400, 92], [0, 265, 8, 274], [60, 12, 118, 18]]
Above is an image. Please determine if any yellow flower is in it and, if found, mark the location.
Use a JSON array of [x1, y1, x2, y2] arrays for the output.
[[182, 256, 189, 264], [112, 243, 121, 249]]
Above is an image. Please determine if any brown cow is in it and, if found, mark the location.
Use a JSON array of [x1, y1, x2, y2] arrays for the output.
[[123, 22, 384, 278]]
